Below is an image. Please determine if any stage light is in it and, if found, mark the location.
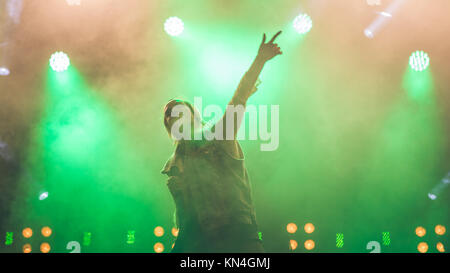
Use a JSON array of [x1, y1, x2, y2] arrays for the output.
[[164, 17, 184, 37], [415, 226, 426, 237], [22, 228, 32, 238], [49, 51, 70, 72], [382, 232, 391, 246], [41, 227, 52, 237], [336, 233, 344, 248], [83, 232, 91, 246], [39, 191, 49, 200], [289, 239, 298, 251], [304, 239, 315, 250], [304, 223, 315, 234], [40, 242, 51, 253], [436, 242, 445, 253], [5, 232, 13, 246], [435, 225, 446, 236], [154, 226, 164, 237], [409, 50, 430, 72], [154, 242, 164, 253], [417, 242, 428, 253], [171, 227, 179, 237], [126, 230, 135, 244], [23, 244, 32, 253], [0, 67, 10, 76], [286, 223, 297, 234], [293, 13, 313, 35]]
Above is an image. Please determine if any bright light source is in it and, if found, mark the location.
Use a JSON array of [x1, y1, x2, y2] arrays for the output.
[[304, 223, 315, 234], [286, 223, 298, 234], [40, 242, 51, 253], [0, 67, 10, 76], [415, 226, 426, 237], [364, 29, 374, 39], [304, 239, 315, 250], [49, 51, 70, 72], [126, 230, 135, 244], [409, 50, 430, 72], [41, 227, 52, 237], [293, 13, 313, 34], [435, 225, 446, 236], [164, 17, 184, 37], [336, 233, 344, 248], [23, 244, 32, 253], [171, 227, 179, 237], [436, 242, 445, 252], [428, 193, 437, 200], [22, 228, 33, 238], [39, 191, 48, 200], [154, 226, 164, 237], [289, 239, 298, 251], [417, 242, 428, 253], [154, 242, 164, 253]]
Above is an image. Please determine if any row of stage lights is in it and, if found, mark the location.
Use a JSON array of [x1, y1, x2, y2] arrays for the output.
[[1, 12, 430, 77], [4, 223, 446, 253], [6, 226, 178, 253], [285, 223, 446, 253]]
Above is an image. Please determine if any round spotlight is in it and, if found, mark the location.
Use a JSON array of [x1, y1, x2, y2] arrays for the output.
[[304, 239, 315, 250], [49, 51, 70, 72], [289, 239, 298, 251], [415, 226, 426, 237], [435, 225, 446, 236], [23, 244, 32, 253], [286, 223, 298, 234], [436, 242, 445, 253], [22, 228, 33, 238], [164, 17, 184, 37], [0, 67, 10, 76], [40, 242, 51, 253], [364, 29, 374, 39], [409, 50, 430, 72], [39, 191, 49, 201], [171, 227, 179, 237], [417, 242, 428, 253], [304, 223, 315, 234], [293, 13, 313, 35], [154, 242, 164, 253], [41, 226, 52, 237], [154, 226, 164, 237]]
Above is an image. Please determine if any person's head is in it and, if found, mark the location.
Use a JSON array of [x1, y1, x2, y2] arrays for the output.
[[163, 99, 203, 139]]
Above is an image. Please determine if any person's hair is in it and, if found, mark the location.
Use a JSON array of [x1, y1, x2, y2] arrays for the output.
[[163, 99, 203, 137]]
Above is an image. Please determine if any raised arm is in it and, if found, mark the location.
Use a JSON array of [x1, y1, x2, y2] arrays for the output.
[[218, 31, 283, 141]]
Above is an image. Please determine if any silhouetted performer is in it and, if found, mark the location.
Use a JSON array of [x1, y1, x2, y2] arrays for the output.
[[161, 31, 283, 253]]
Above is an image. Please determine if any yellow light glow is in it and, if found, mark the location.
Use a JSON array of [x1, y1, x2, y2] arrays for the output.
[[436, 242, 445, 253], [41, 226, 52, 237], [23, 244, 32, 253], [286, 223, 297, 234], [417, 242, 428, 253], [415, 226, 426, 237], [289, 239, 298, 250], [154, 226, 164, 237], [40, 242, 51, 253], [304, 239, 315, 250], [154, 242, 164, 253], [172, 227, 179, 237], [435, 225, 446, 236], [304, 223, 315, 234], [22, 228, 33, 238]]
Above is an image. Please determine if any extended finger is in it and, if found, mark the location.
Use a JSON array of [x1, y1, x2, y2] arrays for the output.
[[261, 33, 266, 45], [269, 30, 282, 44]]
